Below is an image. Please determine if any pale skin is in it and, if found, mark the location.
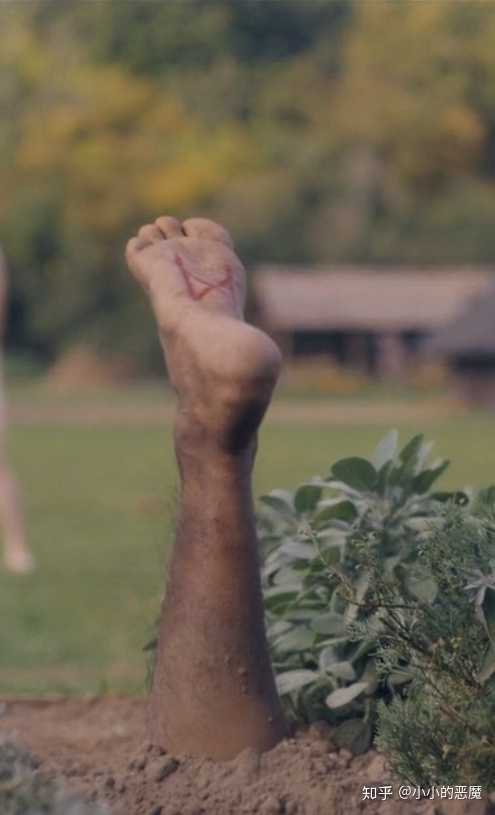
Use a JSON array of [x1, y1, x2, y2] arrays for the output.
[[0, 248, 33, 574], [126, 216, 287, 759]]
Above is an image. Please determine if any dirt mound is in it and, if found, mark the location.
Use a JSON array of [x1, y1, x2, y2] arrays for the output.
[[104, 737, 397, 815], [0, 698, 492, 815]]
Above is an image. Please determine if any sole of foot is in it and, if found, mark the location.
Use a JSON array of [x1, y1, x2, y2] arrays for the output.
[[126, 216, 282, 449]]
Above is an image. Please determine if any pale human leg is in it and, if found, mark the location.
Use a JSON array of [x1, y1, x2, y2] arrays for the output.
[[1, 465, 33, 574]]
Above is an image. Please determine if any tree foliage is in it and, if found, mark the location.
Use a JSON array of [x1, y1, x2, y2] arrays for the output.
[[2, 0, 495, 363]]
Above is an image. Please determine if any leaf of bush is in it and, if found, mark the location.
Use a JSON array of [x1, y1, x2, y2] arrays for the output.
[[479, 644, 495, 684], [372, 429, 399, 470], [263, 586, 299, 611], [331, 458, 378, 491], [376, 459, 393, 495], [431, 490, 469, 506], [406, 575, 438, 604], [276, 669, 319, 695], [285, 607, 321, 622], [481, 586, 495, 643], [416, 440, 435, 470], [327, 660, 356, 682], [273, 569, 303, 590], [413, 460, 449, 494], [310, 612, 347, 636], [326, 681, 369, 709], [294, 485, 322, 514], [350, 639, 376, 663], [478, 485, 495, 506], [399, 434, 424, 466], [361, 657, 379, 694], [259, 493, 294, 516], [318, 544, 342, 567], [280, 540, 315, 560], [333, 718, 373, 754], [313, 500, 357, 528], [267, 620, 292, 638], [389, 669, 414, 687], [388, 463, 406, 487], [319, 645, 338, 671], [274, 626, 315, 651]]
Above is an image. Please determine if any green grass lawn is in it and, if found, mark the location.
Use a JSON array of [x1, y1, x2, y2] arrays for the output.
[[2, 391, 495, 696]]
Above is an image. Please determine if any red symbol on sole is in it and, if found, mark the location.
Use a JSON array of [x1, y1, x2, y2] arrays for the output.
[[175, 254, 232, 301]]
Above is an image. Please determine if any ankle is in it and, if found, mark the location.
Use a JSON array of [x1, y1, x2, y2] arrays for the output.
[[174, 389, 267, 455], [175, 419, 256, 471]]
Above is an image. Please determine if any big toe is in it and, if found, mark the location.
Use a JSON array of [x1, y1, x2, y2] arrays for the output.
[[182, 218, 234, 248], [155, 216, 184, 239]]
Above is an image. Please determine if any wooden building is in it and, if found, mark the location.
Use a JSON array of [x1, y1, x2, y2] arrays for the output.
[[426, 285, 495, 408], [253, 266, 493, 378]]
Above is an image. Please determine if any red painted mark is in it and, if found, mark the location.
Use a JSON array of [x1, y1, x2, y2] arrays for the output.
[[175, 254, 233, 301]]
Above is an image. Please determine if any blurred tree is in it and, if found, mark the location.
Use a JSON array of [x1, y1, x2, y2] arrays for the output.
[[316, 0, 495, 262], [0, 2, 266, 361], [2, 0, 495, 368]]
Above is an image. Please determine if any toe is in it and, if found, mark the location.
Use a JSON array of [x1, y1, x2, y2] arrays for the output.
[[125, 236, 139, 263], [125, 236, 146, 263], [182, 218, 234, 248], [138, 224, 163, 244], [155, 216, 184, 239], [125, 237, 149, 288]]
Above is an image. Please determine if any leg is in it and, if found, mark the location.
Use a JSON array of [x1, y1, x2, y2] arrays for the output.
[[0, 400, 33, 574], [0, 257, 33, 574], [126, 216, 286, 759], [0, 455, 33, 574]]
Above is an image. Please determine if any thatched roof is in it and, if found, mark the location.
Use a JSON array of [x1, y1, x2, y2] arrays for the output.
[[254, 266, 493, 333], [426, 284, 495, 357]]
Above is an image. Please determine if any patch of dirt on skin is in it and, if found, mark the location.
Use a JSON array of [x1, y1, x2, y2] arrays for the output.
[[0, 698, 492, 815]]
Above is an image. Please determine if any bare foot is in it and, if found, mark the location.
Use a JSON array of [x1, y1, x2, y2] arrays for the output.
[[126, 217, 281, 451]]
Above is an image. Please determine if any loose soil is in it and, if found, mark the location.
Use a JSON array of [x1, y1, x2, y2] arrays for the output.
[[0, 698, 492, 815]]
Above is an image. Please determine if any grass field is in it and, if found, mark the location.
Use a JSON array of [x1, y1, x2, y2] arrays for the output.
[[2, 382, 495, 697]]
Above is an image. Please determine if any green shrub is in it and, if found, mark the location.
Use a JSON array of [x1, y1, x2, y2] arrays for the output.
[[372, 496, 495, 786], [259, 430, 463, 752], [0, 739, 107, 815]]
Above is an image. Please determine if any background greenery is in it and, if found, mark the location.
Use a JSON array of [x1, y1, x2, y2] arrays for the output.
[[2, 0, 495, 365]]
